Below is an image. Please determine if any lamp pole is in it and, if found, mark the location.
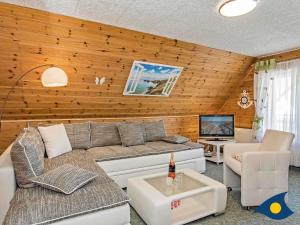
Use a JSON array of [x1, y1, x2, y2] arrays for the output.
[[0, 64, 54, 130]]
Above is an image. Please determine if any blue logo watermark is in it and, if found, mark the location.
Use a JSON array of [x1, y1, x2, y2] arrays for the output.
[[255, 192, 293, 220]]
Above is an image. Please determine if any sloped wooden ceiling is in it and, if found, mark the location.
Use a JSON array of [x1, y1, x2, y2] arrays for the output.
[[219, 49, 300, 128], [0, 2, 253, 121], [218, 66, 255, 128]]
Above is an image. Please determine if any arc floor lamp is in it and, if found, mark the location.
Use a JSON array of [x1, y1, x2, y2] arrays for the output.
[[0, 64, 68, 130]]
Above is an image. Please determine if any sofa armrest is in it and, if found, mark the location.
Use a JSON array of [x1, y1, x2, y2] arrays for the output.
[[241, 151, 290, 206], [0, 144, 16, 224], [224, 143, 261, 160], [242, 151, 290, 171]]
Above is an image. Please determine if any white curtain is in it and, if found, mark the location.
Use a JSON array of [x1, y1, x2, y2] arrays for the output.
[[254, 59, 300, 166], [253, 71, 270, 142]]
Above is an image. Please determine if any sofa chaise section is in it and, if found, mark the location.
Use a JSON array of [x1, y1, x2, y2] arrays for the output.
[[2, 149, 130, 225]]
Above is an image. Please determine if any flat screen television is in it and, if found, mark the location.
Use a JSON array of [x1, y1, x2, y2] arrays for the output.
[[199, 114, 234, 139]]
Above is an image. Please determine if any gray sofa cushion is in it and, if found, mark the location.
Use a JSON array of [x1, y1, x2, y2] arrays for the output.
[[90, 123, 122, 147], [89, 141, 192, 162], [64, 122, 90, 149], [88, 145, 151, 161], [10, 127, 45, 188], [143, 120, 166, 141], [183, 141, 204, 149], [4, 150, 129, 225], [31, 164, 97, 194], [139, 122, 147, 140], [145, 141, 191, 152], [162, 135, 189, 144], [117, 123, 145, 146]]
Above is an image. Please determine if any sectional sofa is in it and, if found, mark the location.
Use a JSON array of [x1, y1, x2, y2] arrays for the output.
[[0, 120, 205, 225]]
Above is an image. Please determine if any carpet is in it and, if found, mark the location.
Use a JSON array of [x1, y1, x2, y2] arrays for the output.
[[130, 162, 300, 225]]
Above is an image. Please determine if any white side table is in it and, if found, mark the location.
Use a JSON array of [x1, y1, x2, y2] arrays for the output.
[[197, 139, 235, 164]]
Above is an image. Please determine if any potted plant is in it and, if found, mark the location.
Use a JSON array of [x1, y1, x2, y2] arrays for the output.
[[253, 116, 263, 130]]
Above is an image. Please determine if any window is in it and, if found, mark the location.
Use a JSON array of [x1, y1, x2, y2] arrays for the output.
[[255, 59, 300, 166]]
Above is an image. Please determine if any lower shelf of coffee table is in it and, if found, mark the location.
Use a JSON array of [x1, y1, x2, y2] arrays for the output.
[[171, 189, 215, 225]]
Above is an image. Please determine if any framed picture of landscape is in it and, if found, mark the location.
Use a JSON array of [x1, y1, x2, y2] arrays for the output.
[[123, 61, 183, 97]]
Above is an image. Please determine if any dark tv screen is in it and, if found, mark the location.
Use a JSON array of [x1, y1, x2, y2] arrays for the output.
[[200, 114, 234, 137]]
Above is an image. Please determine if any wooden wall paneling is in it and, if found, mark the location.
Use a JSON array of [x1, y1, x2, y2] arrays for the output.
[[0, 2, 253, 122], [218, 65, 255, 128], [0, 115, 199, 154], [0, 2, 255, 152]]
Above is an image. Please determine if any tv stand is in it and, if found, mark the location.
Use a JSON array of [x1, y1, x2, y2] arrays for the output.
[[206, 138, 228, 141], [197, 138, 236, 165]]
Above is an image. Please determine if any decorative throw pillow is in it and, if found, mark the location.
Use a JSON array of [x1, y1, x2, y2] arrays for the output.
[[117, 123, 145, 146], [64, 122, 90, 149], [38, 124, 72, 159], [143, 120, 166, 142], [90, 122, 122, 147], [232, 153, 242, 162], [31, 164, 97, 194], [10, 127, 45, 188], [162, 135, 189, 144]]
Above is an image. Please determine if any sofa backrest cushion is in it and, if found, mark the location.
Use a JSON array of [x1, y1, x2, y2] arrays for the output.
[[117, 123, 145, 146], [143, 120, 166, 142], [260, 129, 295, 151], [38, 124, 72, 158], [64, 122, 90, 149], [90, 122, 122, 147], [10, 127, 45, 188]]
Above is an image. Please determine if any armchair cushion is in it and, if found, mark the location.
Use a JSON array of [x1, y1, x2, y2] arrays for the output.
[[232, 152, 242, 162]]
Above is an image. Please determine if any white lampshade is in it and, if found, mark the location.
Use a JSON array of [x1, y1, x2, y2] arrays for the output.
[[219, 0, 258, 17], [41, 67, 68, 87]]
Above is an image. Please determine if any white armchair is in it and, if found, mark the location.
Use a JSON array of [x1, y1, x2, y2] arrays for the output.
[[223, 129, 294, 208]]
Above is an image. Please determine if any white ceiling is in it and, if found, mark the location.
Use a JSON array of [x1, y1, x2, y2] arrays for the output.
[[2, 0, 300, 56]]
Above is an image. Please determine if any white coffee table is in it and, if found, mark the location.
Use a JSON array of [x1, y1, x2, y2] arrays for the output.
[[127, 169, 227, 225]]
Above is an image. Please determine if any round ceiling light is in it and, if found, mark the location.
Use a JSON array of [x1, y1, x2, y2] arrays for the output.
[[219, 0, 258, 17]]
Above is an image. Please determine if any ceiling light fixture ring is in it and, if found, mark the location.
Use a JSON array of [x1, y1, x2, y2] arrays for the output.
[[219, 0, 258, 17]]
